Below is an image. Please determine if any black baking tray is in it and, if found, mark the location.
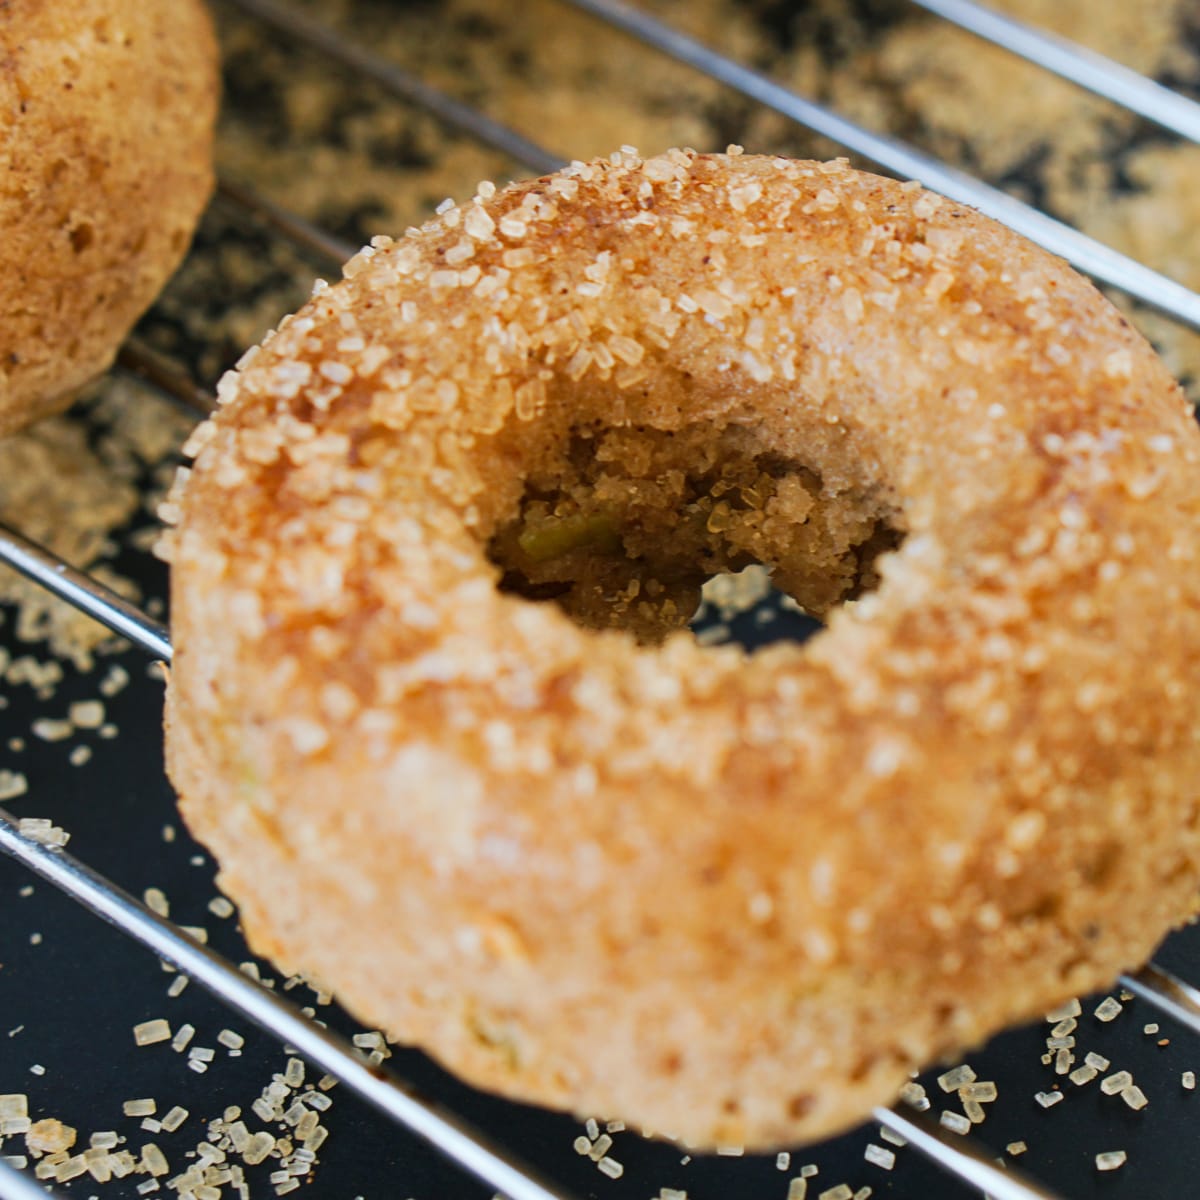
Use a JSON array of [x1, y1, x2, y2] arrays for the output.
[[4, 2, 1200, 1197]]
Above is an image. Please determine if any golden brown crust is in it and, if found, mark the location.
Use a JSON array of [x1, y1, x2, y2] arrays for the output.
[[163, 150, 1200, 1149], [0, 0, 218, 437]]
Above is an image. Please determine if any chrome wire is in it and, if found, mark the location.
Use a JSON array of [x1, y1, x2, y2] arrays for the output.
[[0, 1161, 60, 1200], [225, 0, 565, 177], [875, 1105, 1063, 1200], [0, 812, 574, 1200], [217, 176, 358, 265], [117, 338, 216, 418], [911, 0, 1200, 144], [1123, 964, 1200, 1037], [0, 522, 172, 662], [562, 0, 1200, 334]]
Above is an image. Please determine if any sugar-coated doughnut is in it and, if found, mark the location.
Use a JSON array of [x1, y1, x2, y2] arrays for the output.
[[0, 0, 218, 437], [162, 149, 1200, 1149]]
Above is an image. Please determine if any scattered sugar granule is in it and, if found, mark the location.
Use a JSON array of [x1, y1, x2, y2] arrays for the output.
[[715, 1145, 744, 1157], [937, 1065, 976, 1093], [1070, 1065, 1098, 1086], [69, 700, 104, 728], [142, 1144, 169, 1177], [596, 1156, 623, 1179], [776, 1152, 791, 1171], [218, 1030, 245, 1051], [586, 1134, 612, 1161], [160, 1107, 188, 1133], [1007, 1141, 1027, 1156], [26, 1119, 76, 1156], [243, 1132, 276, 1165], [960, 1082, 998, 1103], [123, 1100, 155, 1118], [1121, 1085, 1148, 1111], [1144, 1023, 1160, 1035], [1183, 1071, 1196, 1090], [143, 888, 169, 917], [1034, 1091, 1064, 1109], [0, 1096, 28, 1119], [817, 1185, 853, 1200], [898, 1081, 929, 1111], [99, 665, 130, 697], [786, 1182, 807, 1200], [133, 1019, 171, 1047], [864, 1144, 895, 1170], [939, 1112, 970, 1135], [16, 818, 68, 848], [1101, 1071, 1133, 1096], [208, 896, 235, 919], [1085, 1052, 1111, 1071], [0, 770, 27, 800], [1095, 1151, 1127, 1172], [166, 976, 188, 999], [171, 1024, 194, 1053], [1094, 997, 1124, 1022], [31, 718, 72, 742]]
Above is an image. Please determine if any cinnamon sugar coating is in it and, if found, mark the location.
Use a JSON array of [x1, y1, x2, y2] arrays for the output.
[[0, 0, 218, 436], [164, 150, 1200, 1149]]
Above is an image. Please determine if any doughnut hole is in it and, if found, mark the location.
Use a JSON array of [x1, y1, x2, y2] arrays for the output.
[[487, 421, 902, 643]]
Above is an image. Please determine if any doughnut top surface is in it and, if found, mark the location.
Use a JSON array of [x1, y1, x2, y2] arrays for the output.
[[164, 149, 1200, 1148]]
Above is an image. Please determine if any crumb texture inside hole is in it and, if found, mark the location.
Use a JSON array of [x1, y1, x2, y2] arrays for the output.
[[487, 422, 902, 643]]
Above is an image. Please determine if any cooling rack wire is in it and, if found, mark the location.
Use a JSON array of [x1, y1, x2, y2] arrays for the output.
[[2, 1, 1200, 1197]]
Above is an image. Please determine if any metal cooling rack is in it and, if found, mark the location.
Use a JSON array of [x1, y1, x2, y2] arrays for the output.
[[2, 1, 1200, 1197]]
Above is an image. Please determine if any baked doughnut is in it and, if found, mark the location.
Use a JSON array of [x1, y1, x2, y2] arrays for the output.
[[162, 149, 1200, 1149], [0, 0, 218, 437]]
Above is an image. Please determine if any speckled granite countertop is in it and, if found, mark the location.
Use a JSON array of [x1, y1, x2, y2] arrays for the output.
[[2, 3, 1200, 1198]]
